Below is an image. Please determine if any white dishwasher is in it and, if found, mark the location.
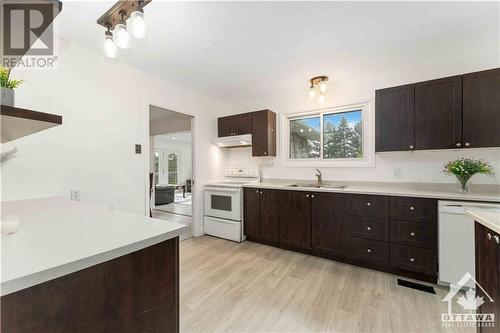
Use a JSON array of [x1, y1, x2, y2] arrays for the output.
[[438, 200, 500, 288]]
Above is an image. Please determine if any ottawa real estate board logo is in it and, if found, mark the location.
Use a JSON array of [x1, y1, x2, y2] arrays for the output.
[[442, 272, 495, 329], [2, 1, 59, 69]]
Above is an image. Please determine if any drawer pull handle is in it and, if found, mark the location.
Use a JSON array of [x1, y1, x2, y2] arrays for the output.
[[409, 206, 415, 211], [410, 232, 415, 237], [409, 257, 415, 263], [366, 226, 371, 231], [487, 233, 492, 240], [367, 248, 372, 254], [366, 202, 372, 206], [494, 235, 500, 244]]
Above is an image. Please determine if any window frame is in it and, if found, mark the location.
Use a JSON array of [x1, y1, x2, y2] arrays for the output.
[[280, 102, 375, 168]]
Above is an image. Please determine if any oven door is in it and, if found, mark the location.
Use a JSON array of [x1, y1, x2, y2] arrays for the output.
[[204, 188, 241, 221]]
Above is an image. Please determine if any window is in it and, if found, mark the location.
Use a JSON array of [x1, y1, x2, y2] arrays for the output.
[[167, 153, 178, 184], [154, 149, 181, 185], [287, 105, 366, 161]]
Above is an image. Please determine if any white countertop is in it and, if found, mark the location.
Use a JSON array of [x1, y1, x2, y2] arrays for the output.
[[466, 209, 500, 234], [1, 198, 187, 296], [243, 179, 500, 203]]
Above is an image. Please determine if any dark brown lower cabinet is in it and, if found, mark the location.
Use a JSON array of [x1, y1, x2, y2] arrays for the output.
[[311, 192, 349, 257], [1, 238, 180, 333], [243, 188, 279, 243], [279, 190, 312, 249], [475, 222, 500, 333]]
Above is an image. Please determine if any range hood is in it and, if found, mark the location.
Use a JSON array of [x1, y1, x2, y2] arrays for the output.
[[212, 134, 252, 148]]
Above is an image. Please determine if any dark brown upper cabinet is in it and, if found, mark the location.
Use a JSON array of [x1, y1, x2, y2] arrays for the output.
[[463, 68, 500, 148], [251, 110, 276, 157], [414, 75, 462, 150], [217, 113, 252, 137], [375, 84, 415, 152], [376, 67, 500, 152]]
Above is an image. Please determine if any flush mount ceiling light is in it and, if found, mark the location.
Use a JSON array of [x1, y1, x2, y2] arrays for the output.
[[308, 76, 329, 104], [97, 0, 151, 57]]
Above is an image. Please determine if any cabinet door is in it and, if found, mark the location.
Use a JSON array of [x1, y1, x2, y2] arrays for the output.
[[279, 190, 311, 249], [414, 76, 462, 150], [252, 110, 276, 157], [311, 192, 349, 257], [463, 68, 500, 148], [218, 117, 233, 137], [375, 84, 415, 152], [259, 189, 279, 243], [475, 222, 499, 333], [243, 188, 261, 239], [232, 113, 252, 136]]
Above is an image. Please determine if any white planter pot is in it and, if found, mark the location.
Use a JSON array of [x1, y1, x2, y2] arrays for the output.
[[0, 87, 14, 106]]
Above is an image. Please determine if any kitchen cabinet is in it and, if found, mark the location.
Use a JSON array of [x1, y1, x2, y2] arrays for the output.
[[376, 67, 500, 152], [278, 190, 311, 249], [463, 68, 500, 148], [217, 113, 252, 137], [414, 75, 462, 150], [311, 192, 349, 257], [375, 84, 415, 152], [243, 188, 279, 243], [475, 222, 500, 333], [251, 110, 276, 157]]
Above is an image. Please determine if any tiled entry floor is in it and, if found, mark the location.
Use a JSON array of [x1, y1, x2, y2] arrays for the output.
[[180, 236, 474, 333]]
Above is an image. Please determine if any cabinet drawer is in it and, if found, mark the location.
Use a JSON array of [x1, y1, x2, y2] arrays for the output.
[[390, 197, 436, 222], [351, 216, 389, 241], [351, 237, 389, 265], [390, 244, 436, 275], [390, 220, 435, 249], [350, 195, 389, 218]]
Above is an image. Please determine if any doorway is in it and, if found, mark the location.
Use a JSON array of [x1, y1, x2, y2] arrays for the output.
[[149, 105, 193, 239]]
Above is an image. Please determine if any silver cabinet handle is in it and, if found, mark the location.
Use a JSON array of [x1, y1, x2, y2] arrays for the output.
[[311, 194, 315, 198], [264, 152, 267, 155], [494, 235, 500, 244], [367, 248, 372, 254], [410, 258, 415, 263], [259, 191, 263, 194], [409, 145, 414, 149], [306, 194, 310, 198], [487, 233, 492, 240], [465, 142, 470, 147], [366, 226, 371, 231], [255, 190, 259, 193], [456, 142, 462, 147], [366, 202, 372, 206], [410, 232, 415, 237], [409, 206, 415, 211]]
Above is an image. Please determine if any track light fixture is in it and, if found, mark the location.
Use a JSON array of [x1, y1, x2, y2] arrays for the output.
[[97, 0, 151, 58]]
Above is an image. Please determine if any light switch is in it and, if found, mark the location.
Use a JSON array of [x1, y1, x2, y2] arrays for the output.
[[135, 144, 142, 154]]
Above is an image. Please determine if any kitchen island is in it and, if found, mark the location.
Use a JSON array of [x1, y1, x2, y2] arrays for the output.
[[1, 197, 187, 333]]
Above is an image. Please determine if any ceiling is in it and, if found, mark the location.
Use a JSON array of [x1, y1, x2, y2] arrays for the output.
[[59, 1, 499, 108]]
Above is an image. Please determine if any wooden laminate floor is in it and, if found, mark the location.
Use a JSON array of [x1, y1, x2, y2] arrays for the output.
[[180, 236, 474, 333]]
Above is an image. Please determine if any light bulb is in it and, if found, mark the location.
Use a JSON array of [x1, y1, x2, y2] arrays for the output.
[[129, 10, 147, 39], [103, 32, 118, 58], [308, 87, 316, 99], [319, 81, 328, 93], [319, 92, 326, 104], [113, 23, 130, 49]]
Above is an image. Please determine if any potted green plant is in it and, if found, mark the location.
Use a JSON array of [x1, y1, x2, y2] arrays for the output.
[[0, 65, 24, 106], [443, 158, 495, 192]]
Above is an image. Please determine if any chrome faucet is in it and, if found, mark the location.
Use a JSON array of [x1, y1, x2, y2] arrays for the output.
[[315, 169, 322, 186]]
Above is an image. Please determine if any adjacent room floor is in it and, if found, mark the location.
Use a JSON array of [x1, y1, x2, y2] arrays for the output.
[[155, 192, 192, 216], [180, 236, 474, 333]]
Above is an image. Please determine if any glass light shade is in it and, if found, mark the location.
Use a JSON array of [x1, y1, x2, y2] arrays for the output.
[[308, 87, 316, 99], [318, 92, 326, 104], [113, 23, 130, 49], [319, 81, 328, 93], [103, 35, 118, 58], [129, 11, 147, 39]]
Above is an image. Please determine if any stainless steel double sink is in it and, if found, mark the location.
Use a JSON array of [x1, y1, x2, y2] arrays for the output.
[[287, 183, 348, 189]]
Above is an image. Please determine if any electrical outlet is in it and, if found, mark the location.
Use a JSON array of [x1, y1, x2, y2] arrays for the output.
[[393, 168, 402, 179], [70, 190, 80, 201]]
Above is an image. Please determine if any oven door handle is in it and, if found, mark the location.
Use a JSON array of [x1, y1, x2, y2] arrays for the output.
[[205, 188, 240, 193]]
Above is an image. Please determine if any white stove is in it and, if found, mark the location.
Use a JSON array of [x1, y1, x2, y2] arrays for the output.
[[204, 166, 260, 242]]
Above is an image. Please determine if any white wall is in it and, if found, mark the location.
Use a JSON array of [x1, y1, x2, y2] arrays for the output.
[[222, 59, 500, 186], [1, 37, 229, 236]]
